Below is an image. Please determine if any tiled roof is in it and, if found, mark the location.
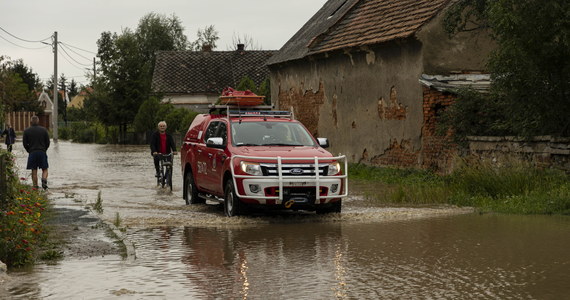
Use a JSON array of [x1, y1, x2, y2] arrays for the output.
[[268, 0, 451, 65], [266, 0, 358, 66], [152, 50, 277, 95]]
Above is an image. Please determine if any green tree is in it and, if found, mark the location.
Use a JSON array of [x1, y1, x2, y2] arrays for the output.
[[94, 29, 146, 140], [136, 13, 189, 77], [9, 59, 41, 92], [68, 79, 79, 98], [90, 13, 189, 142], [189, 25, 219, 51], [443, 0, 489, 35], [487, 0, 570, 136], [236, 76, 257, 93], [258, 78, 271, 104], [443, 0, 570, 137], [58, 74, 69, 123], [133, 97, 161, 132], [0, 58, 40, 113]]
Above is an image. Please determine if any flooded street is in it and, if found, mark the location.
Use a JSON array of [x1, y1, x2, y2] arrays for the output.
[[2, 141, 569, 299]]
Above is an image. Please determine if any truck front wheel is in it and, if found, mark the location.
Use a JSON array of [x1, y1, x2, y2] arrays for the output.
[[224, 180, 242, 217]]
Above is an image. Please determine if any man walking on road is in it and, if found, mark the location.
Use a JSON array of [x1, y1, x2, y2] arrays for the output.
[[23, 116, 50, 189]]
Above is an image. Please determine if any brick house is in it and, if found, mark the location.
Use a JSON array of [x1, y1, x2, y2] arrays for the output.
[[151, 45, 277, 112], [267, 0, 494, 172]]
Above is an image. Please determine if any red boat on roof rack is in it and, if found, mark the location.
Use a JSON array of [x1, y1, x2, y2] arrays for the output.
[[219, 87, 265, 106]]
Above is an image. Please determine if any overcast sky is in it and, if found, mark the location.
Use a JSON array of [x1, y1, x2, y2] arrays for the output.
[[0, 0, 327, 87]]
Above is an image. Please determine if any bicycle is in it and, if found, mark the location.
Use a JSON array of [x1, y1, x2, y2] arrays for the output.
[[156, 153, 173, 191]]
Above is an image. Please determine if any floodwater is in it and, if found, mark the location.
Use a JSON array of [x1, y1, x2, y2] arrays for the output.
[[2, 141, 569, 299]]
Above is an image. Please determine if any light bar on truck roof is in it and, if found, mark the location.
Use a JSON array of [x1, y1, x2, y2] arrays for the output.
[[228, 110, 293, 118], [207, 104, 295, 120]]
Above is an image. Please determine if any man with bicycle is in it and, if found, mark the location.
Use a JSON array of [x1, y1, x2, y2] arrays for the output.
[[150, 121, 177, 178]]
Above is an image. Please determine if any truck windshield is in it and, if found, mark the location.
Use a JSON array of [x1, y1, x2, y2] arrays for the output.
[[231, 121, 318, 147]]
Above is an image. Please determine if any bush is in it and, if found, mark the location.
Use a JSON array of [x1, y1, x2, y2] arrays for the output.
[[0, 151, 50, 267], [59, 127, 70, 140], [437, 89, 509, 144]]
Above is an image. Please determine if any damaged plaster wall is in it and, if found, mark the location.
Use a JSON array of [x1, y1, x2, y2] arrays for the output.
[[270, 39, 424, 166], [416, 9, 495, 74]]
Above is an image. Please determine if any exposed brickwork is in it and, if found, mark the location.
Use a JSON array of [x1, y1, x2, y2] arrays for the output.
[[421, 87, 455, 137], [278, 82, 325, 136], [378, 86, 408, 120], [421, 87, 458, 173], [371, 139, 419, 168]]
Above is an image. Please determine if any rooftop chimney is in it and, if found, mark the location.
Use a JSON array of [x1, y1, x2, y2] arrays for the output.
[[202, 44, 212, 52], [237, 44, 245, 51]]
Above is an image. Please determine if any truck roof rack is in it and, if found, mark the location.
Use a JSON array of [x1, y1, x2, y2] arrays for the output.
[[208, 104, 295, 120]]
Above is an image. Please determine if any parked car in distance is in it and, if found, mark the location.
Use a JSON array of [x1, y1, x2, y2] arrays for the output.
[[180, 106, 347, 217]]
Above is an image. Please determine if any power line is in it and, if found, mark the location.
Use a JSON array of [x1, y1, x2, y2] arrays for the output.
[[60, 41, 97, 55], [0, 33, 51, 50], [59, 42, 93, 62], [0, 26, 52, 43], [59, 44, 92, 67]]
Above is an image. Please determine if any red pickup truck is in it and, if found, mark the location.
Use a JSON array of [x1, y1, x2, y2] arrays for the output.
[[180, 106, 347, 217]]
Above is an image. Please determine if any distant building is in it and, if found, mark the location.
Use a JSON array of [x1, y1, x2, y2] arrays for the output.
[[68, 88, 93, 109], [151, 45, 277, 112], [5, 91, 54, 131]]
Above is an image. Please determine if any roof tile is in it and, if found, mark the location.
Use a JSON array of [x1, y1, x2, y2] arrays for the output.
[[268, 0, 451, 65], [152, 50, 277, 94]]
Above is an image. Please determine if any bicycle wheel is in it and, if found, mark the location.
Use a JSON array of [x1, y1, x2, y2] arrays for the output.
[[161, 167, 166, 188], [167, 166, 173, 191]]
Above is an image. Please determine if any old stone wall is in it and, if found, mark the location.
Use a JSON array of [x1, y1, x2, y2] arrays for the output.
[[468, 136, 570, 172]]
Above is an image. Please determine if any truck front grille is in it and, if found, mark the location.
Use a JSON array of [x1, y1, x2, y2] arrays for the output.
[[260, 163, 328, 177]]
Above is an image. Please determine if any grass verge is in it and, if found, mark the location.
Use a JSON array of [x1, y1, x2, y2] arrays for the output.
[[349, 158, 570, 215]]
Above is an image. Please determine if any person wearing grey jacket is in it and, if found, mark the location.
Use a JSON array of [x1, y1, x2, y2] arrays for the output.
[[23, 116, 50, 189]]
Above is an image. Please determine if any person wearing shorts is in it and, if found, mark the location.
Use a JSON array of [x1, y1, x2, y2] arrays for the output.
[[23, 116, 50, 189]]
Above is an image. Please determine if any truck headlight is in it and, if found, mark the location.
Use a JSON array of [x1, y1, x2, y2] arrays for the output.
[[328, 162, 341, 175], [240, 162, 262, 176]]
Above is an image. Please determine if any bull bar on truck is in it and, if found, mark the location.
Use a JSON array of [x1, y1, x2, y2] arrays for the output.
[[230, 154, 348, 203]]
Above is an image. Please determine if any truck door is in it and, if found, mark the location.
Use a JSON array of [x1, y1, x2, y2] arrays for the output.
[[203, 122, 228, 194], [196, 121, 219, 192]]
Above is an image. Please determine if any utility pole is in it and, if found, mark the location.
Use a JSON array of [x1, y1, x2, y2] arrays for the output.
[[52, 31, 58, 142], [93, 57, 97, 81]]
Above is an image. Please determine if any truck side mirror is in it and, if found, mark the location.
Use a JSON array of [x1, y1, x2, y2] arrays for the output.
[[317, 138, 329, 148], [206, 137, 225, 149]]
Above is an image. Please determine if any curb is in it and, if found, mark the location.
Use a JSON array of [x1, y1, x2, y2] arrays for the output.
[[104, 221, 137, 262]]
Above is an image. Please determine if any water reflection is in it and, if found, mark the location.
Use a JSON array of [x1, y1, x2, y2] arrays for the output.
[[3, 214, 569, 299], [177, 223, 344, 299]]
